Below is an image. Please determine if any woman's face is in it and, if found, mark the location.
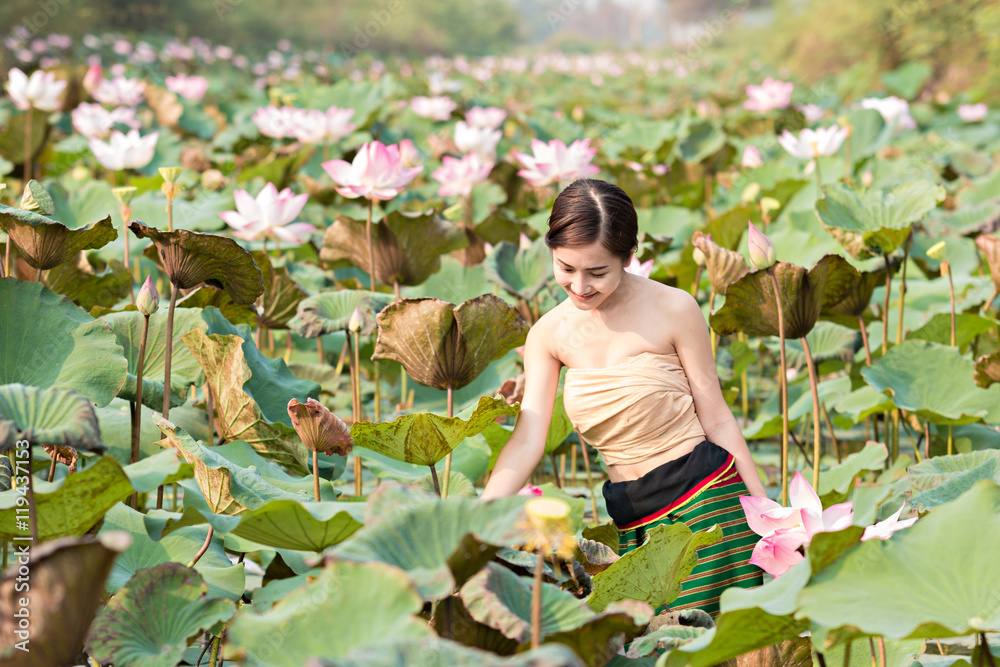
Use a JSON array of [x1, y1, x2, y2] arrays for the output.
[[552, 242, 633, 311]]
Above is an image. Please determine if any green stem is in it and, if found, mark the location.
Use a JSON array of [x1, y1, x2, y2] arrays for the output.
[[366, 198, 376, 291], [881, 251, 893, 356], [187, 525, 213, 568], [24, 108, 32, 185], [814, 157, 824, 197], [575, 430, 600, 526], [895, 243, 909, 345], [946, 262, 956, 347], [313, 449, 320, 501], [801, 337, 823, 489], [530, 550, 544, 650], [163, 283, 179, 418], [130, 314, 150, 509], [442, 386, 453, 498], [768, 269, 790, 505]]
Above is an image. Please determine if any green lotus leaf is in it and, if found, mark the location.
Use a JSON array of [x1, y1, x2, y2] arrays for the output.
[[0, 108, 47, 165], [416, 470, 477, 497], [0, 455, 131, 540], [201, 306, 320, 425], [582, 522, 620, 554], [101, 306, 206, 411], [319, 210, 467, 287], [483, 237, 553, 301], [710, 255, 861, 339], [862, 340, 1000, 425], [176, 285, 258, 326], [129, 220, 264, 303], [975, 350, 1000, 388], [0, 532, 131, 667], [97, 502, 245, 600], [910, 456, 1000, 511], [692, 231, 749, 296], [289, 289, 395, 338], [122, 448, 194, 494], [224, 560, 432, 666], [328, 637, 587, 667], [460, 561, 598, 643], [152, 414, 324, 516], [372, 295, 529, 391], [572, 539, 620, 576], [676, 120, 726, 164], [351, 395, 519, 467], [910, 450, 1000, 493], [587, 522, 722, 613], [832, 386, 896, 423], [331, 495, 530, 601], [43, 256, 132, 311], [250, 250, 309, 328], [815, 181, 946, 259], [801, 442, 887, 505], [0, 204, 116, 270], [21, 179, 55, 215], [355, 437, 490, 484], [0, 278, 127, 407], [86, 562, 236, 667], [819, 638, 926, 667], [97, 398, 211, 467], [181, 328, 311, 474], [846, 108, 891, 162], [821, 265, 888, 321], [881, 61, 932, 99], [626, 625, 708, 658], [907, 313, 1000, 352], [797, 480, 1000, 645], [0, 383, 103, 453]]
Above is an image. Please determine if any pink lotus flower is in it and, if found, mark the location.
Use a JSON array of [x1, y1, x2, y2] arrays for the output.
[[861, 502, 917, 542], [743, 77, 793, 113], [292, 106, 356, 144], [749, 527, 806, 577], [957, 103, 988, 123], [92, 75, 146, 106], [88, 129, 159, 170], [218, 182, 314, 244], [777, 125, 849, 159], [409, 95, 457, 121], [517, 485, 543, 497], [165, 73, 209, 102], [454, 120, 501, 159], [513, 138, 600, 187], [252, 105, 300, 139], [859, 96, 917, 131], [82, 64, 103, 95], [795, 103, 825, 124], [789, 470, 854, 544], [465, 105, 506, 130], [741, 146, 763, 168], [322, 140, 424, 201], [740, 495, 804, 538], [6, 67, 66, 111], [432, 152, 493, 198], [624, 256, 654, 279], [747, 221, 777, 270], [398, 138, 421, 168], [71, 102, 139, 139]]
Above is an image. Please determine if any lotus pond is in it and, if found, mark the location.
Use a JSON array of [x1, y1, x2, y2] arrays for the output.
[[0, 30, 1000, 667]]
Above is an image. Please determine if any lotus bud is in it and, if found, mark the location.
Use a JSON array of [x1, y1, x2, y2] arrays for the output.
[[861, 171, 874, 187], [518, 232, 533, 251], [692, 246, 706, 267], [741, 182, 761, 203], [136, 275, 159, 316], [741, 146, 763, 169], [20, 180, 55, 215], [747, 221, 777, 270], [287, 397, 354, 456], [348, 305, 364, 334], [83, 64, 103, 95]]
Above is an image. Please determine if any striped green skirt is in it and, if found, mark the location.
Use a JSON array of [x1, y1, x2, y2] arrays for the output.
[[602, 440, 763, 618]]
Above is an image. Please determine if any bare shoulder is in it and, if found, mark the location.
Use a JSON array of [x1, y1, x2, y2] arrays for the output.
[[646, 280, 699, 315]]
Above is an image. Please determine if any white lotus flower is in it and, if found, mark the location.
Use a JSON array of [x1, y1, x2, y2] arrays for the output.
[[860, 96, 917, 131], [778, 125, 849, 159], [88, 128, 159, 170], [5, 67, 66, 111], [92, 75, 146, 106]]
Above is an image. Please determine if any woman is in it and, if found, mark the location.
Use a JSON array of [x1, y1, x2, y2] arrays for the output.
[[481, 178, 765, 617]]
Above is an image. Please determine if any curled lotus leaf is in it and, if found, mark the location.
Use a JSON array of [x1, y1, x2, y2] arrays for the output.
[[975, 350, 1000, 388], [251, 250, 309, 329], [289, 289, 395, 339], [976, 233, 1000, 291], [86, 562, 235, 667], [0, 532, 131, 667], [21, 179, 55, 215], [710, 255, 861, 339], [129, 220, 264, 304], [815, 181, 945, 259], [319, 210, 467, 287], [821, 263, 891, 321], [176, 286, 257, 327], [572, 538, 620, 576], [483, 237, 554, 301], [351, 395, 519, 467], [0, 384, 104, 454], [0, 204, 116, 270], [692, 231, 749, 295], [44, 255, 132, 312], [372, 294, 530, 391]]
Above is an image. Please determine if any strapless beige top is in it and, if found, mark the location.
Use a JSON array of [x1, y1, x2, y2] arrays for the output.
[[562, 350, 707, 466]]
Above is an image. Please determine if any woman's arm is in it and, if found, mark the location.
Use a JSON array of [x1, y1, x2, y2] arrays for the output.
[[671, 290, 769, 498], [480, 322, 563, 500]]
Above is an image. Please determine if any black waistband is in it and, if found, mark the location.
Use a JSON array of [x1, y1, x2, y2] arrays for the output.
[[601, 440, 732, 528]]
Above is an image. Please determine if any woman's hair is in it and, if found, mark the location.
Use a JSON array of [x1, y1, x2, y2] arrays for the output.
[[544, 179, 638, 264]]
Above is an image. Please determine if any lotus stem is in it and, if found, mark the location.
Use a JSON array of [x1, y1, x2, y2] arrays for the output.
[[366, 198, 376, 291], [980, 632, 997, 667], [881, 251, 893, 356], [208, 631, 221, 667], [691, 266, 703, 297], [821, 402, 841, 463], [156, 484, 163, 509], [46, 455, 56, 482], [284, 331, 293, 363], [815, 651, 828, 667], [550, 453, 562, 489], [313, 449, 320, 501], [428, 463, 441, 496], [317, 337, 324, 365], [570, 445, 577, 483], [768, 269, 790, 505], [348, 331, 362, 495], [442, 386, 454, 498], [945, 261, 956, 347], [878, 637, 887, 667], [924, 421, 932, 460], [130, 313, 151, 509], [844, 136, 852, 184], [858, 314, 873, 365], [24, 107, 32, 185], [891, 408, 900, 462], [530, 549, 544, 650], [869, 637, 878, 667], [895, 244, 909, 345], [814, 158, 823, 197], [166, 193, 174, 232], [801, 337, 823, 488], [947, 423, 953, 456], [844, 639, 852, 667], [163, 282, 179, 419], [1, 242, 7, 278], [187, 525, 214, 568], [575, 429, 600, 526], [35, 266, 42, 283], [334, 338, 347, 375]]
